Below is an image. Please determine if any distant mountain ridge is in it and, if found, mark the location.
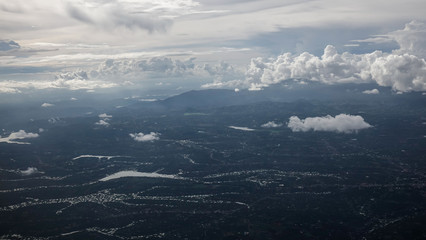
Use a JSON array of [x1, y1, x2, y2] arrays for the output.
[[120, 82, 425, 115]]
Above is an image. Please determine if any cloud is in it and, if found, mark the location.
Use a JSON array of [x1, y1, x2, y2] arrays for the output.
[[130, 132, 160, 142], [95, 113, 112, 126], [41, 103, 54, 107], [199, 21, 426, 93], [65, 3, 93, 24], [91, 58, 241, 80], [55, 70, 88, 81], [48, 117, 60, 124], [0, 130, 39, 144], [287, 114, 372, 133], [99, 170, 182, 182], [98, 113, 112, 118], [0, 39, 20, 51], [0, 86, 21, 94], [19, 167, 40, 176], [64, 1, 179, 33], [362, 89, 379, 94], [389, 21, 426, 58], [241, 44, 426, 92], [40, 57, 244, 91], [0, 75, 118, 93], [228, 126, 255, 131], [261, 121, 283, 128], [95, 119, 110, 126]]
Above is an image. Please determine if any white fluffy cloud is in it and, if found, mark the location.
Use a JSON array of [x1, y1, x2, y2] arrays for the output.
[[242, 44, 426, 92], [261, 121, 283, 128], [130, 132, 160, 142], [95, 119, 110, 127], [362, 89, 379, 94], [95, 113, 112, 126], [287, 114, 372, 133], [0, 130, 39, 144], [90, 58, 242, 80], [31, 57, 243, 92], [198, 21, 426, 93]]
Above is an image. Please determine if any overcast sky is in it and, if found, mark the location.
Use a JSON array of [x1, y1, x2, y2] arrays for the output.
[[1, 0, 426, 94]]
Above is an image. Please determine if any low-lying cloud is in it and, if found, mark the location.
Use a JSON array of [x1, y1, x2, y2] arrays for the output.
[[0, 78, 118, 93], [19, 167, 40, 176], [287, 114, 372, 133], [261, 121, 283, 128], [130, 132, 160, 142], [41, 103, 54, 107], [0, 130, 39, 144], [95, 113, 112, 127], [95, 119, 110, 126], [363, 89, 379, 94], [98, 113, 112, 118], [228, 126, 255, 131]]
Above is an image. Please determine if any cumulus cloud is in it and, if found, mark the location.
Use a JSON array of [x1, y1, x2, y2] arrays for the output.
[[242, 44, 426, 92], [199, 21, 426, 93], [90, 58, 241, 81], [0, 130, 39, 144], [287, 114, 372, 133], [95, 119, 110, 126], [38, 57, 243, 91], [362, 89, 379, 94], [92, 58, 197, 78], [41, 103, 54, 107], [130, 132, 160, 142], [389, 21, 426, 58], [261, 121, 283, 128], [95, 113, 112, 126], [19, 167, 40, 176]]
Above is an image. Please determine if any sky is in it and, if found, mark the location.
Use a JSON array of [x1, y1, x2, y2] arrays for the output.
[[1, 0, 426, 94]]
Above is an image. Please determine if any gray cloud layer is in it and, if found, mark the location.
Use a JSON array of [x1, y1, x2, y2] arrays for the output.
[[65, 2, 172, 33], [0, 39, 20, 51]]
